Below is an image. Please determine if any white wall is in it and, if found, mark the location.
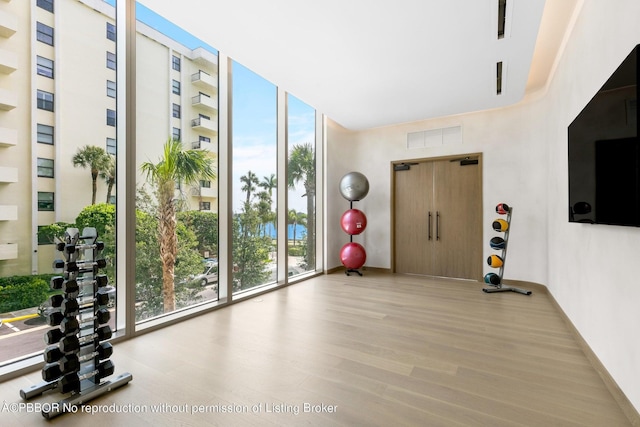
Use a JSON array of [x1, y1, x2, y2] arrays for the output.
[[325, 0, 640, 413]]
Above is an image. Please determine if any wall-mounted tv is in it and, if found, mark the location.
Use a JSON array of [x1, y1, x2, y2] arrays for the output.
[[568, 44, 639, 226]]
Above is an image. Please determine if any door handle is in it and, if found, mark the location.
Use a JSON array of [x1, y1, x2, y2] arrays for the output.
[[428, 211, 432, 240], [436, 211, 440, 241]]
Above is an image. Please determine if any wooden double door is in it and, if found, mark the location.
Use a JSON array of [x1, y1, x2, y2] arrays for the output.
[[393, 156, 482, 280]]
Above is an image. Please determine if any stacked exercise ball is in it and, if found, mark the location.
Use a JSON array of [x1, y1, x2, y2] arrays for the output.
[[339, 172, 370, 272]]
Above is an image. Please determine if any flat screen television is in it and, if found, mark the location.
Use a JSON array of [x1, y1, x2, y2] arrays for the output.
[[568, 44, 639, 226]]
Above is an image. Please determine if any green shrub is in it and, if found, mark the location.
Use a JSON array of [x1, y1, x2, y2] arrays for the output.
[[0, 275, 51, 313]]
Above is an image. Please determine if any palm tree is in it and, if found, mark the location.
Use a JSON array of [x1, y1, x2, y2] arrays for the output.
[[72, 145, 111, 205], [259, 174, 277, 197], [259, 173, 277, 233], [100, 155, 116, 203], [240, 171, 259, 205], [140, 138, 216, 313], [288, 143, 316, 266]]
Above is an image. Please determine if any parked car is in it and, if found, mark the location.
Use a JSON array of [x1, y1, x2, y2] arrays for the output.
[[194, 263, 218, 286]]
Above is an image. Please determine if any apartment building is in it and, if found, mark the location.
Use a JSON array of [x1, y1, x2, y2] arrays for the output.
[[0, 0, 218, 276]]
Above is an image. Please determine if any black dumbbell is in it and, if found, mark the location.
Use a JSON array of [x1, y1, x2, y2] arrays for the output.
[[43, 341, 113, 364], [42, 360, 115, 394], [53, 259, 107, 271], [56, 242, 105, 253], [60, 293, 110, 315], [58, 343, 114, 373], [59, 325, 112, 353], [59, 308, 111, 334], [50, 274, 109, 292], [42, 342, 114, 379]]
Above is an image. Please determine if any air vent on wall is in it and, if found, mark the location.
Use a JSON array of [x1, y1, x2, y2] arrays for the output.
[[498, 0, 507, 39], [407, 126, 462, 149]]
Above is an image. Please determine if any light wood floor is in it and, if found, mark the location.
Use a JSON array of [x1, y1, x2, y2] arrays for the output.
[[1, 272, 635, 426]]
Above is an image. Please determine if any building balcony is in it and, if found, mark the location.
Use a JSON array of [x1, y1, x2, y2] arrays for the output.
[[191, 70, 216, 90], [0, 48, 17, 74], [0, 205, 17, 221], [195, 185, 217, 199], [0, 10, 17, 38], [0, 126, 17, 147], [190, 47, 218, 68], [0, 243, 18, 260], [191, 94, 217, 112], [0, 88, 17, 110], [191, 116, 217, 134], [0, 166, 18, 183]]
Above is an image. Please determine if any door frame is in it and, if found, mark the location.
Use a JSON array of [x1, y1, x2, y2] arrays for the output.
[[390, 152, 483, 275]]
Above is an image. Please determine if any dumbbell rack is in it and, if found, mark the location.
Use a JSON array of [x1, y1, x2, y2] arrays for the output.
[[20, 227, 132, 419], [482, 207, 532, 295]]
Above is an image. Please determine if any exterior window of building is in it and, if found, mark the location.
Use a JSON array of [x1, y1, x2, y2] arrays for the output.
[[107, 80, 116, 98], [36, 22, 54, 46], [199, 136, 210, 143], [106, 137, 116, 155], [107, 109, 116, 126], [172, 55, 180, 71], [37, 192, 54, 211], [37, 226, 55, 245], [107, 52, 116, 70], [172, 127, 180, 141], [37, 90, 54, 111], [36, 56, 54, 78], [37, 0, 54, 13], [200, 180, 211, 188], [172, 79, 180, 95], [172, 103, 181, 118], [37, 158, 54, 178], [106, 22, 116, 41], [37, 124, 54, 145], [232, 61, 278, 294], [199, 202, 211, 211], [287, 95, 317, 277]]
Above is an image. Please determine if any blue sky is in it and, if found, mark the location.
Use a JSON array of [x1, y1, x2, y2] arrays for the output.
[[115, 1, 316, 213]]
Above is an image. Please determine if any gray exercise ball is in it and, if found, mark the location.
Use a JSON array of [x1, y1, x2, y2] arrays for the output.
[[339, 172, 369, 201]]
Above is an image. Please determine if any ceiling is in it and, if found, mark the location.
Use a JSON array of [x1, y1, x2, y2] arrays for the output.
[[140, 0, 581, 130]]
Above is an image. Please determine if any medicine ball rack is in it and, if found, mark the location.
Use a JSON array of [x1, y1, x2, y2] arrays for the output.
[[19, 227, 132, 419], [343, 200, 364, 276], [482, 206, 532, 295]]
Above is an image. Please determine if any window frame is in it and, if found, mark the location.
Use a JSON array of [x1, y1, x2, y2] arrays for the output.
[[37, 192, 55, 211], [37, 158, 54, 178], [37, 124, 54, 145], [172, 79, 181, 95], [36, 0, 54, 13], [37, 90, 54, 112], [106, 137, 117, 155], [172, 103, 181, 118], [107, 109, 116, 126], [106, 22, 116, 41], [36, 22, 54, 46], [172, 55, 181, 71], [107, 80, 117, 98], [107, 52, 116, 70], [36, 56, 54, 79]]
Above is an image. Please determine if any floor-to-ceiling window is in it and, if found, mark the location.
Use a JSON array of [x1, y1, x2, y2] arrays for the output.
[[0, 0, 119, 366], [0, 0, 322, 375], [134, 3, 219, 322], [232, 62, 278, 294], [287, 95, 316, 276]]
